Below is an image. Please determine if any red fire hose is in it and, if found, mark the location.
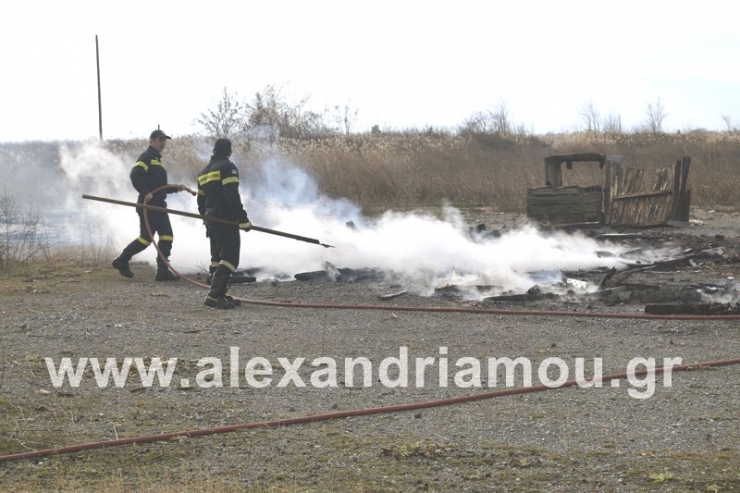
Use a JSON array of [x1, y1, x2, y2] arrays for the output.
[[131, 185, 740, 321], [1, 357, 738, 463], [0, 186, 737, 464]]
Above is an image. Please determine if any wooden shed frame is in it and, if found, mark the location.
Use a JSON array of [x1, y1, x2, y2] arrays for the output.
[[544, 153, 623, 225], [535, 153, 691, 227]]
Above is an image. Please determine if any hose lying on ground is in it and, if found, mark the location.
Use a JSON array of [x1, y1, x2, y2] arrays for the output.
[[4, 188, 728, 463], [1, 358, 738, 463], [135, 186, 740, 320]]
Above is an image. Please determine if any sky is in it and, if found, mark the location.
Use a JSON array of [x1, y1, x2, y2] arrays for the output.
[[2, 1, 738, 142]]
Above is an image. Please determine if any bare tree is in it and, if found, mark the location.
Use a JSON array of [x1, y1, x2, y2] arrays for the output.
[[244, 84, 326, 139], [721, 114, 738, 133], [644, 98, 667, 133], [459, 111, 489, 134], [489, 101, 512, 135], [195, 88, 245, 138], [579, 101, 601, 132], [459, 101, 515, 135], [602, 113, 622, 134], [331, 102, 359, 135]]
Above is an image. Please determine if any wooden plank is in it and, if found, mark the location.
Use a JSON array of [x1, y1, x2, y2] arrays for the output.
[[527, 202, 604, 215], [624, 168, 644, 194], [527, 184, 605, 225], [528, 187, 585, 196], [527, 199, 586, 208], [670, 159, 681, 219], [612, 190, 672, 200], [604, 161, 615, 224], [605, 161, 622, 225], [528, 212, 605, 224], [609, 161, 682, 226], [527, 193, 602, 207], [680, 157, 691, 195], [677, 156, 691, 221], [679, 189, 691, 222], [610, 194, 673, 226], [484, 292, 559, 302]]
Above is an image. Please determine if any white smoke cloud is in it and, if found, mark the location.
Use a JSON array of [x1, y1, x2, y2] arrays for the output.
[[50, 140, 680, 297], [57, 141, 138, 250]]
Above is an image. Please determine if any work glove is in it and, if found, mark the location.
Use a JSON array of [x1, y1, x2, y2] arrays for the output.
[[239, 221, 252, 232]]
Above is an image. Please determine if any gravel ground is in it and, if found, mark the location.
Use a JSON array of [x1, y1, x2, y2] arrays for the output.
[[0, 208, 739, 492]]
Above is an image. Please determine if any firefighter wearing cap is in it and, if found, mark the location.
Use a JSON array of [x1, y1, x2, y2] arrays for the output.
[[112, 129, 187, 281], [197, 138, 251, 309]]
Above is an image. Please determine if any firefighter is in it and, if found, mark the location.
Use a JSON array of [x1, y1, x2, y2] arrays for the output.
[[111, 129, 188, 281], [197, 138, 252, 309]]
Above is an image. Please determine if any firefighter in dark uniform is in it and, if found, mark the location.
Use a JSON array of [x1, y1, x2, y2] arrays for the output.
[[197, 138, 252, 309], [112, 129, 188, 281]]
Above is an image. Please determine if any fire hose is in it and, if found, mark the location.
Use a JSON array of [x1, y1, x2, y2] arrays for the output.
[[0, 187, 737, 464], [1, 357, 738, 463], [84, 187, 740, 321]]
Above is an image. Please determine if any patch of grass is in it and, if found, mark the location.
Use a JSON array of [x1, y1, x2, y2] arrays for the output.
[[649, 470, 674, 484]]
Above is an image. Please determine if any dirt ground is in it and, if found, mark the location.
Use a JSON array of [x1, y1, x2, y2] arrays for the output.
[[1, 207, 739, 492]]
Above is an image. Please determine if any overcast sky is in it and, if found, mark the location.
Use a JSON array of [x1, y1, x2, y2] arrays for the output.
[[2, 0, 738, 142]]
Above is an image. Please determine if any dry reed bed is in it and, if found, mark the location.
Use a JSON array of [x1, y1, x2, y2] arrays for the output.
[[4, 131, 740, 215]]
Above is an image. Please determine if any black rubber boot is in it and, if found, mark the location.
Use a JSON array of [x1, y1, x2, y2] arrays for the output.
[[206, 264, 218, 285], [111, 256, 134, 278], [217, 265, 241, 306], [204, 265, 235, 309], [111, 240, 146, 278], [155, 257, 179, 282], [224, 294, 241, 307]]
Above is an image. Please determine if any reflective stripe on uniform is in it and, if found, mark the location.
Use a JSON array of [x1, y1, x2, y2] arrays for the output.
[[222, 176, 239, 185], [198, 171, 221, 186], [137, 237, 150, 246], [134, 161, 149, 172], [150, 159, 163, 167], [159, 235, 174, 242], [219, 260, 237, 272]]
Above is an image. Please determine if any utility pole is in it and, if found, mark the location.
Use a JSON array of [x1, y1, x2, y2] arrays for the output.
[[96, 35, 103, 140]]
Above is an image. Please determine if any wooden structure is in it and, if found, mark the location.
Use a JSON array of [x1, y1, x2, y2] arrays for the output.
[[527, 153, 691, 227], [527, 185, 605, 225], [609, 156, 691, 227]]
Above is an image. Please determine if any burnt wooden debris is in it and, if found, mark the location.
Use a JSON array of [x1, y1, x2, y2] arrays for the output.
[[379, 290, 408, 300], [230, 269, 258, 284], [294, 262, 386, 283], [526, 153, 692, 228], [291, 229, 739, 310], [429, 232, 739, 314], [255, 213, 737, 314], [434, 284, 502, 299]]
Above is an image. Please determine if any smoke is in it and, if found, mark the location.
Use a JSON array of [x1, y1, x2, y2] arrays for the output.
[[703, 282, 740, 306], [47, 141, 678, 297], [58, 142, 142, 249]]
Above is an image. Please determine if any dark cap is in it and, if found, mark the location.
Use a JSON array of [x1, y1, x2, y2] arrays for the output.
[[150, 129, 171, 140], [213, 138, 232, 156]]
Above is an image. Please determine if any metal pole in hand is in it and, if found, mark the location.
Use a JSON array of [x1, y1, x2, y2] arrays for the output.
[[81, 194, 335, 248]]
